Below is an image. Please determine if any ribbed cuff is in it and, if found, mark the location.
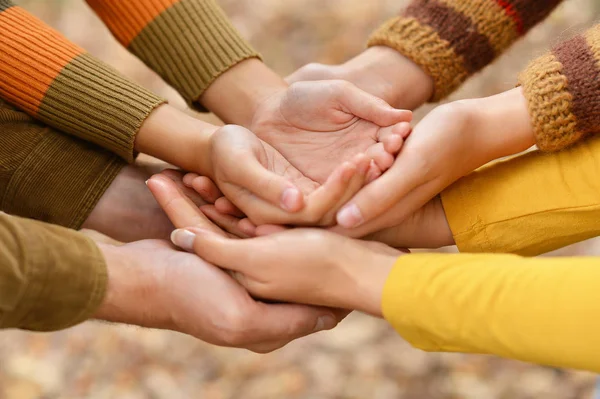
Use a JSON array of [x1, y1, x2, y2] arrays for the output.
[[0, 214, 107, 331], [89, 0, 261, 112], [37, 54, 166, 162], [368, 17, 468, 101], [2, 130, 125, 230]]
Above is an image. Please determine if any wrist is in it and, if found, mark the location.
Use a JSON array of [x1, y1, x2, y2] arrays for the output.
[[199, 58, 288, 127], [335, 250, 397, 318], [343, 46, 433, 109], [468, 88, 536, 161], [94, 243, 170, 329], [134, 104, 217, 174]]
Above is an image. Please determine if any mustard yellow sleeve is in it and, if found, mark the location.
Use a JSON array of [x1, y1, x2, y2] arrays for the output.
[[441, 134, 600, 256], [382, 253, 600, 372]]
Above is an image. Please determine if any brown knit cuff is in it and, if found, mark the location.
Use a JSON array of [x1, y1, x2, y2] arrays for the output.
[[88, 0, 261, 113], [368, 0, 564, 101], [0, 214, 108, 332], [519, 25, 600, 151]]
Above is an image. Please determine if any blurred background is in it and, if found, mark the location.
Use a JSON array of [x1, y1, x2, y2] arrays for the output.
[[1, 0, 600, 398]]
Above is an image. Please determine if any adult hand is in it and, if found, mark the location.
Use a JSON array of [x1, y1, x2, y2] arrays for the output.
[[82, 163, 207, 242], [250, 80, 412, 183], [95, 238, 340, 353], [333, 88, 536, 235], [287, 46, 434, 111], [171, 227, 401, 318]]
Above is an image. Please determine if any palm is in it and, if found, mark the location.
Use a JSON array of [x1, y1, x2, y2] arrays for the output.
[[251, 81, 411, 183]]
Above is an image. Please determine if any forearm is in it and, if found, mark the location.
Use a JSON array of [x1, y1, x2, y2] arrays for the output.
[[368, 0, 564, 101], [0, 99, 125, 230], [381, 253, 600, 372], [0, 1, 164, 162], [0, 213, 107, 331], [199, 58, 287, 127], [87, 0, 260, 113]]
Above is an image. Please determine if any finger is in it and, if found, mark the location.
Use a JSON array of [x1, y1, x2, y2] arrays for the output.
[[187, 175, 223, 204], [238, 218, 258, 237], [147, 175, 225, 236], [227, 152, 305, 213], [159, 171, 209, 208], [382, 134, 405, 155], [244, 302, 338, 351], [377, 121, 412, 141], [335, 157, 426, 229], [327, 153, 371, 215], [200, 205, 251, 238], [215, 197, 246, 217], [365, 142, 395, 172], [255, 224, 289, 236], [336, 82, 412, 126], [173, 228, 255, 269]]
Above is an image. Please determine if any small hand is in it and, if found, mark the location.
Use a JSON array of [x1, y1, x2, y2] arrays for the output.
[[250, 80, 412, 183], [200, 124, 374, 226], [333, 88, 535, 235]]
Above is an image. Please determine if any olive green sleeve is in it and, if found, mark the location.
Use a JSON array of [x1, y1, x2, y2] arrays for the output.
[[0, 213, 107, 331]]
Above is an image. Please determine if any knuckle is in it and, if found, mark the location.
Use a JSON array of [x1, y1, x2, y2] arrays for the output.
[[218, 306, 252, 346]]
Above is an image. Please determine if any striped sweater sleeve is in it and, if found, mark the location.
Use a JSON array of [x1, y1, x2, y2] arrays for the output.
[[85, 0, 260, 111], [368, 0, 564, 101], [519, 24, 600, 151], [0, 0, 165, 162]]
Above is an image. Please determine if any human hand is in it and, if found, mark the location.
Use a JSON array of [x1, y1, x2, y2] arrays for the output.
[[170, 227, 401, 318], [194, 124, 375, 226], [333, 88, 536, 235], [250, 80, 412, 183], [94, 237, 341, 353], [149, 174, 402, 316], [287, 46, 434, 110], [82, 163, 207, 242]]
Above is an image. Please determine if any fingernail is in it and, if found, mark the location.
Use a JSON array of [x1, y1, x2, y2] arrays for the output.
[[337, 204, 364, 228], [145, 180, 149, 186], [170, 229, 196, 251], [281, 187, 302, 212], [314, 315, 337, 332]]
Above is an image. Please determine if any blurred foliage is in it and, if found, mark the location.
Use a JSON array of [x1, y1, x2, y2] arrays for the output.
[[1, 1, 600, 398]]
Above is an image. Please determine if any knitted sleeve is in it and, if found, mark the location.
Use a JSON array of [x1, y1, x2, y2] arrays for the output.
[[519, 24, 600, 151], [368, 0, 564, 101], [0, 0, 165, 162], [86, 0, 260, 111]]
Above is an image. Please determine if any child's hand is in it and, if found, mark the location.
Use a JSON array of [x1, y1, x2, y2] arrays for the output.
[[193, 124, 374, 227], [250, 80, 412, 183], [333, 88, 536, 235]]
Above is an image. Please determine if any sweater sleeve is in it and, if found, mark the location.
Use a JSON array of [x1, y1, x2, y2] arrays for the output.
[[0, 0, 165, 162], [441, 112, 600, 257], [85, 0, 260, 111], [368, 0, 564, 101], [0, 98, 125, 229], [382, 253, 600, 373], [518, 24, 600, 151], [0, 213, 107, 331]]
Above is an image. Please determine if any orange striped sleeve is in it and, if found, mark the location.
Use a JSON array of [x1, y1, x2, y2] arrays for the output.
[[0, 0, 165, 162], [86, 0, 259, 110]]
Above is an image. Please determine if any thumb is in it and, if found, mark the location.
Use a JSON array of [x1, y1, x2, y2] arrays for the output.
[[171, 228, 256, 274], [337, 82, 412, 126]]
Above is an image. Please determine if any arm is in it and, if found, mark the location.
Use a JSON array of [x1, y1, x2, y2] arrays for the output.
[[289, 0, 564, 109], [382, 253, 600, 373], [168, 223, 600, 373], [334, 23, 600, 234], [0, 213, 106, 331]]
